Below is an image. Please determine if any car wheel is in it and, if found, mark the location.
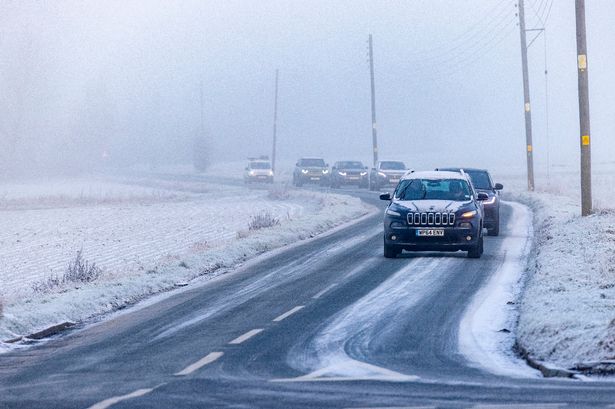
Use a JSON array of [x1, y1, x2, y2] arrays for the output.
[[487, 219, 500, 236], [467, 235, 483, 258]]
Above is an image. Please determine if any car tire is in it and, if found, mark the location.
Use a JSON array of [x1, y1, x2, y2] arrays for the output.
[[467, 235, 483, 258], [487, 219, 500, 236]]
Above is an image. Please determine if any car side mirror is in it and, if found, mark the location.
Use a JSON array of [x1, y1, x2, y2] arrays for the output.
[[477, 192, 489, 201], [379, 193, 392, 201], [245, 167, 249, 171], [325, 163, 329, 167], [364, 166, 368, 169], [296, 162, 300, 167], [332, 166, 337, 170], [494, 183, 503, 190]]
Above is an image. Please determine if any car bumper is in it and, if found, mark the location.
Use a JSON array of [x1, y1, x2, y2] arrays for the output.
[[246, 175, 273, 183], [384, 224, 481, 251], [335, 176, 368, 184], [299, 174, 329, 183], [483, 204, 499, 227]]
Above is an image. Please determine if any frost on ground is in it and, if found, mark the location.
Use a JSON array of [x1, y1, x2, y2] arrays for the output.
[[502, 169, 615, 371], [0, 172, 371, 344]]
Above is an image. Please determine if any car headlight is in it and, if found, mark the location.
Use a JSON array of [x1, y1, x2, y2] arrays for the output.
[[338, 171, 347, 176], [460, 210, 477, 219], [360, 171, 367, 176], [301, 169, 309, 174], [249, 170, 255, 176], [386, 208, 402, 217], [322, 169, 329, 174], [268, 170, 274, 176], [483, 196, 496, 205], [378, 171, 387, 177]]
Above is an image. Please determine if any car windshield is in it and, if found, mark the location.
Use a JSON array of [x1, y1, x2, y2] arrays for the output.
[[466, 170, 492, 190], [380, 161, 405, 170], [250, 161, 271, 169], [300, 158, 325, 167], [395, 178, 472, 201], [337, 161, 363, 169]]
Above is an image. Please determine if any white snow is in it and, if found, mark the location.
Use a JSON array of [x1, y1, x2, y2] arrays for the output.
[[458, 201, 541, 378], [0, 170, 372, 345], [499, 167, 615, 370]]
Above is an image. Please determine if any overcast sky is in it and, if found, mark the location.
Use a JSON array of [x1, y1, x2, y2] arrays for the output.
[[1, 0, 613, 177]]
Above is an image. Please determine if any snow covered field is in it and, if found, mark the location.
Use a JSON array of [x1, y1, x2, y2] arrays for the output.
[[501, 167, 615, 372], [0, 169, 372, 345]]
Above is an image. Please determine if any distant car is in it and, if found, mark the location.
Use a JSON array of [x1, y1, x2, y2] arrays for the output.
[[330, 161, 369, 188], [244, 160, 274, 184], [380, 170, 488, 258], [369, 161, 407, 191], [293, 157, 330, 187], [437, 168, 503, 236]]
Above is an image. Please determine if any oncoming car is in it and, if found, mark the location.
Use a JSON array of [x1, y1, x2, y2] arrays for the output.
[[437, 167, 503, 236], [244, 160, 274, 184], [331, 160, 369, 188], [293, 157, 330, 187], [369, 160, 407, 191], [380, 170, 488, 258]]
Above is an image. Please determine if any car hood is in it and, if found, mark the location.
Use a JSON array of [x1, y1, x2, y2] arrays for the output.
[[301, 166, 326, 170], [394, 199, 472, 213], [379, 169, 406, 175], [476, 188, 496, 197]]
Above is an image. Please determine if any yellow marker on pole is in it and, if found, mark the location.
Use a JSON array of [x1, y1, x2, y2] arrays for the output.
[[582, 135, 590, 146], [527, 145, 533, 152], [578, 54, 587, 70]]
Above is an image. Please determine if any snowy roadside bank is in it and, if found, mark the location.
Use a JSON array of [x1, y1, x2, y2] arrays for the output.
[[0, 174, 373, 348], [504, 182, 615, 374], [459, 201, 540, 378]]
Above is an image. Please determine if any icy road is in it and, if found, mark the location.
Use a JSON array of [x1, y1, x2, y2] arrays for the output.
[[1, 188, 615, 408]]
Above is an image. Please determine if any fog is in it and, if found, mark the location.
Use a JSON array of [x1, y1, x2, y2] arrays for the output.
[[1, 0, 614, 178]]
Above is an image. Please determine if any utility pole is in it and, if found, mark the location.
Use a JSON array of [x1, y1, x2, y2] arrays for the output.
[[271, 69, 279, 172], [575, 0, 592, 215], [517, 0, 535, 191], [368, 34, 379, 167]]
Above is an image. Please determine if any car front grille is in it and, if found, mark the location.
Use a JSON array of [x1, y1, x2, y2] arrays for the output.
[[407, 212, 455, 226]]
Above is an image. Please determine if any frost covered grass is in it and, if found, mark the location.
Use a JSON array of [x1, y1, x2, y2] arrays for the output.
[[501, 167, 615, 371], [0, 173, 372, 344], [248, 211, 281, 231], [31, 250, 102, 293]]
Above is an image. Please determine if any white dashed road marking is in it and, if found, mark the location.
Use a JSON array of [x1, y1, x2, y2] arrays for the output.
[[229, 328, 264, 345], [312, 283, 338, 299], [273, 306, 305, 322], [174, 352, 224, 376], [87, 388, 156, 409]]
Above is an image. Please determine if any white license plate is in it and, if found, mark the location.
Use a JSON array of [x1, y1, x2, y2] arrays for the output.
[[348, 177, 359, 180], [390, 179, 400, 183], [416, 229, 445, 237], [310, 177, 320, 181]]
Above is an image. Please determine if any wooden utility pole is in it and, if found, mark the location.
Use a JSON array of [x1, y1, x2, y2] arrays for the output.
[[368, 34, 379, 167], [575, 0, 592, 215], [518, 0, 535, 191]]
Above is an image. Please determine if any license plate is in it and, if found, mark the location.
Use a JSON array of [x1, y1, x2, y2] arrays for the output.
[[390, 178, 399, 183], [348, 177, 359, 180], [310, 177, 320, 181], [416, 229, 445, 237]]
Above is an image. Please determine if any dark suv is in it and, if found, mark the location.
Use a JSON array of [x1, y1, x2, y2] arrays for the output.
[[380, 170, 488, 258], [370, 161, 407, 191], [331, 161, 369, 188], [437, 168, 503, 236], [293, 158, 330, 187]]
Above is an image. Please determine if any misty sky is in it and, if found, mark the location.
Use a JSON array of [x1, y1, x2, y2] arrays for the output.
[[1, 1, 614, 177]]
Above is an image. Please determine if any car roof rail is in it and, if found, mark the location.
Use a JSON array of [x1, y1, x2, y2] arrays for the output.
[[403, 169, 415, 176]]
